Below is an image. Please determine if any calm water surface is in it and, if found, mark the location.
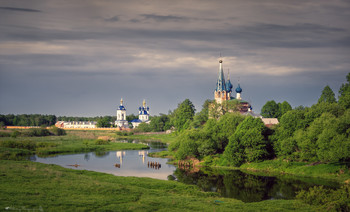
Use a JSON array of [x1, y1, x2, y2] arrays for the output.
[[31, 140, 340, 202], [32, 140, 175, 180]]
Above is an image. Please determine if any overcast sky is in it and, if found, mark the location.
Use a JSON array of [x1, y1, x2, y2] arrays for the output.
[[0, 0, 349, 117]]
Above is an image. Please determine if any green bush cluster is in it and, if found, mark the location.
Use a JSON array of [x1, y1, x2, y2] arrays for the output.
[[0, 140, 36, 150], [116, 131, 134, 136], [0, 148, 33, 160], [273, 104, 350, 162], [269, 73, 350, 163], [0, 140, 57, 153], [296, 185, 350, 211], [169, 113, 273, 165], [50, 126, 66, 136], [94, 139, 110, 145], [25, 128, 51, 137]]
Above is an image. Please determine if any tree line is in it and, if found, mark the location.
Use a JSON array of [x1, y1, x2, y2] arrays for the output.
[[0, 114, 57, 127]]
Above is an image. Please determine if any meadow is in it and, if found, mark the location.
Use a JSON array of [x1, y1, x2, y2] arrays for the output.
[[0, 129, 347, 211], [0, 160, 317, 211], [0, 129, 148, 160]]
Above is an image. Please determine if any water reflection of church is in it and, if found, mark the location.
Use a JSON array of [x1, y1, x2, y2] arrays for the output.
[[115, 150, 150, 165], [115, 151, 125, 164]]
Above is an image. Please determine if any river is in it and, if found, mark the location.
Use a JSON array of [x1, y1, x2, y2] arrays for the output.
[[31, 140, 340, 202]]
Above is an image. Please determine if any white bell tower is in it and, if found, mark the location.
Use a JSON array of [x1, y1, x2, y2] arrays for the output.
[[115, 98, 128, 128]]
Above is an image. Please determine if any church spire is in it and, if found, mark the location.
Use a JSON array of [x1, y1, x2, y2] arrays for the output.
[[216, 60, 226, 92]]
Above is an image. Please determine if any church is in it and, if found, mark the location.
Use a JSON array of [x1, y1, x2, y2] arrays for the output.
[[212, 59, 252, 115], [114, 98, 151, 129], [130, 100, 151, 128], [115, 98, 129, 128]]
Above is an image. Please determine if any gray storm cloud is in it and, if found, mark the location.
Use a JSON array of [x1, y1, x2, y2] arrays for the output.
[[0, 0, 349, 116]]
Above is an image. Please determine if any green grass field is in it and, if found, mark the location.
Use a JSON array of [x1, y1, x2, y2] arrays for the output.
[[0, 160, 317, 211]]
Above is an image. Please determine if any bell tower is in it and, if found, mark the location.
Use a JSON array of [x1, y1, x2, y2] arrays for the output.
[[115, 98, 128, 128], [214, 60, 230, 104]]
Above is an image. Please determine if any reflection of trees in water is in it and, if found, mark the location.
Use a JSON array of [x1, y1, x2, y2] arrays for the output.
[[93, 151, 110, 158], [174, 168, 339, 203], [30, 155, 36, 161], [84, 153, 90, 161], [222, 171, 272, 202]]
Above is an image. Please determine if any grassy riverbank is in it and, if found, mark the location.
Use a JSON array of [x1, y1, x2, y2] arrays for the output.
[[240, 159, 350, 184], [0, 160, 316, 211], [150, 150, 350, 184], [0, 130, 148, 159]]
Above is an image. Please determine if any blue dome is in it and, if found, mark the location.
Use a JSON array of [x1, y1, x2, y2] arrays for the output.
[[226, 79, 233, 92], [118, 105, 126, 110], [235, 84, 242, 93]]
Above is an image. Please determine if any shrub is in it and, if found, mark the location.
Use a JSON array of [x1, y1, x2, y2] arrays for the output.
[[25, 128, 51, 137], [175, 139, 198, 160], [50, 126, 66, 136], [116, 131, 134, 136], [296, 185, 350, 211], [0, 148, 33, 160], [95, 139, 110, 145], [0, 140, 36, 150]]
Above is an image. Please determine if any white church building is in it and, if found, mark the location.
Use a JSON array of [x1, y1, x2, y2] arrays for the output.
[[115, 98, 129, 128], [130, 100, 151, 128]]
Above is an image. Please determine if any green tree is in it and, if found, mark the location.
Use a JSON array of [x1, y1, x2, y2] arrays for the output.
[[224, 116, 270, 166], [149, 114, 170, 132], [209, 100, 241, 119], [304, 102, 344, 125], [172, 99, 196, 132], [135, 122, 152, 132], [261, 100, 280, 118], [216, 113, 245, 153], [318, 85, 336, 104], [339, 72, 350, 109], [96, 117, 111, 127], [297, 113, 336, 161], [278, 101, 292, 118], [192, 100, 211, 128], [174, 129, 200, 160]]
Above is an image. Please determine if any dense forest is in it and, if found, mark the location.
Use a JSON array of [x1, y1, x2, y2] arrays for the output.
[[169, 73, 350, 165]]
